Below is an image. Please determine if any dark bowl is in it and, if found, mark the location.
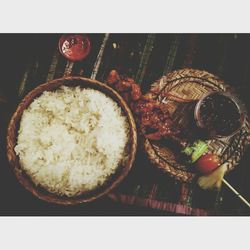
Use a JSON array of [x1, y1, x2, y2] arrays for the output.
[[194, 91, 246, 139]]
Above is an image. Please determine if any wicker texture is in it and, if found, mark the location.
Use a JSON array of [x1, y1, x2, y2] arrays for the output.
[[143, 68, 250, 183], [7, 77, 137, 205]]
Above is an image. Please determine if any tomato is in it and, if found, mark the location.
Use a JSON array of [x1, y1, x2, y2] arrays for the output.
[[196, 153, 220, 175], [59, 34, 91, 62]]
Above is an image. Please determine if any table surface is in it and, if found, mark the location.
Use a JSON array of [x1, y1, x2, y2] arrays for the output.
[[0, 34, 250, 215]]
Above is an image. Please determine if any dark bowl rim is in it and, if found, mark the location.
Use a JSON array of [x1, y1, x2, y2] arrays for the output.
[[194, 90, 246, 138]]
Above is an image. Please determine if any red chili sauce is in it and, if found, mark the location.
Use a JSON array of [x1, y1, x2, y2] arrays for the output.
[[59, 34, 91, 61]]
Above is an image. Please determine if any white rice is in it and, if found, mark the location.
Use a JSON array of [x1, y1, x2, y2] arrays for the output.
[[14, 86, 129, 197]]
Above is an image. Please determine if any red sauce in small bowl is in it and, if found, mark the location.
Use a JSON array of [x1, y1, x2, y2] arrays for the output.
[[58, 34, 91, 62]]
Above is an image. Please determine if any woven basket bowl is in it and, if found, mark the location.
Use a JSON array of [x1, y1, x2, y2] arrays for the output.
[[7, 77, 137, 205], [143, 68, 250, 183]]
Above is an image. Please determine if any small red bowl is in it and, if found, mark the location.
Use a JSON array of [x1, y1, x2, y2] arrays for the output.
[[58, 34, 91, 62]]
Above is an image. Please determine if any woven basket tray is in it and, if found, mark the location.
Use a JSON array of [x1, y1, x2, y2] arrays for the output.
[[143, 68, 250, 183], [7, 77, 137, 205]]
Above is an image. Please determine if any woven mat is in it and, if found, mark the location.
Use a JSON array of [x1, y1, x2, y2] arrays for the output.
[[109, 69, 250, 215]]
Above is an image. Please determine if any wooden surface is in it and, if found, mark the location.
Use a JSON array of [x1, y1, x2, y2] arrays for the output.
[[0, 34, 250, 215]]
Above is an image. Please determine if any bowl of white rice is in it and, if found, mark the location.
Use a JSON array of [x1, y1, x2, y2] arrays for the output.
[[7, 77, 137, 205]]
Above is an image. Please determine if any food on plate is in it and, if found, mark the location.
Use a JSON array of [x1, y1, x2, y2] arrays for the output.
[[107, 70, 180, 141], [14, 86, 129, 197], [138, 100, 180, 140], [132, 96, 155, 114], [107, 70, 142, 103], [196, 153, 220, 175], [196, 92, 243, 137], [106, 70, 228, 190]]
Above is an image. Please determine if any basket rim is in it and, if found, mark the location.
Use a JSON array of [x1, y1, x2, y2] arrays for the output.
[[6, 76, 137, 205]]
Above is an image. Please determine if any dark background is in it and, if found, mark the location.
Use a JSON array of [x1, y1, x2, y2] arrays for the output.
[[0, 34, 249, 215]]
